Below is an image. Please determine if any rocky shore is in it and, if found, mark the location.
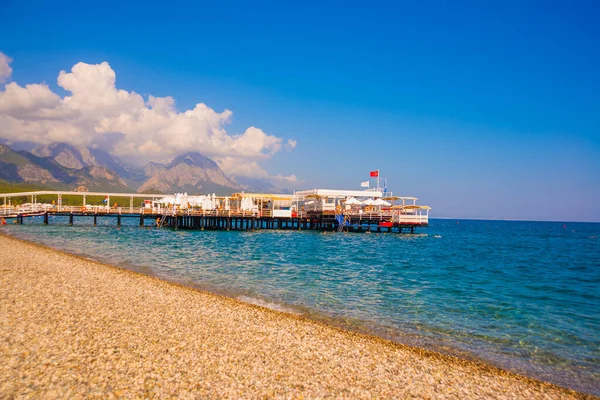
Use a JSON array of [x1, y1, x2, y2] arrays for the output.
[[0, 234, 592, 398]]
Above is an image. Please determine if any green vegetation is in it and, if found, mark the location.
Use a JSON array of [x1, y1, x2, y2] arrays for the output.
[[0, 180, 50, 193], [0, 147, 30, 166], [0, 181, 148, 207]]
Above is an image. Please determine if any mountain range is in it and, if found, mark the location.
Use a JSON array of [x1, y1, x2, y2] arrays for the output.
[[0, 142, 280, 195]]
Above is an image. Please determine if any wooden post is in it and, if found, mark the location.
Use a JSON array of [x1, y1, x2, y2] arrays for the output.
[[44, 212, 48, 225], [140, 214, 144, 227], [94, 213, 97, 227], [117, 214, 121, 227], [69, 213, 73, 226]]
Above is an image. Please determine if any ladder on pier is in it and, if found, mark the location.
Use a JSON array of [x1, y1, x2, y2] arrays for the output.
[[335, 213, 346, 232], [157, 214, 168, 228]]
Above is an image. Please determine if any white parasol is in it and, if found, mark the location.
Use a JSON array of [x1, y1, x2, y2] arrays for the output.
[[345, 197, 363, 205], [373, 198, 391, 206]]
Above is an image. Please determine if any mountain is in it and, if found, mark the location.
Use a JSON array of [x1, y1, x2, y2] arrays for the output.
[[0, 144, 131, 192], [32, 143, 146, 188], [6, 142, 286, 195], [138, 152, 242, 195], [144, 161, 165, 178], [32, 143, 95, 169], [71, 165, 131, 192]]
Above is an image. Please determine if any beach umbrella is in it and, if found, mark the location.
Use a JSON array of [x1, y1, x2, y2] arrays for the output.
[[201, 196, 212, 210], [362, 198, 375, 206], [344, 197, 363, 205], [157, 196, 175, 204], [403, 205, 432, 210], [173, 193, 183, 205], [373, 198, 391, 206], [241, 196, 253, 211]]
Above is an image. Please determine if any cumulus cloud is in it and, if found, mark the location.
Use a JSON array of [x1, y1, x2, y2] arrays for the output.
[[216, 157, 299, 186], [0, 53, 12, 82], [0, 59, 298, 182]]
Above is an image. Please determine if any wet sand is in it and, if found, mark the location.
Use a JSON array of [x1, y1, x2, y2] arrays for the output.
[[0, 234, 593, 398]]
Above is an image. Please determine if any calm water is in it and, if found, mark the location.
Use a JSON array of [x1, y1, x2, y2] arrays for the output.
[[3, 217, 599, 395]]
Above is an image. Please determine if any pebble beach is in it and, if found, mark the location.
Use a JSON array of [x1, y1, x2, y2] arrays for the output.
[[0, 233, 593, 399]]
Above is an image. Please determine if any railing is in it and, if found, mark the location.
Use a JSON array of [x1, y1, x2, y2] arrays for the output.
[[340, 211, 428, 224], [393, 214, 428, 224], [1, 204, 53, 216], [0, 205, 149, 215], [0, 204, 428, 224]]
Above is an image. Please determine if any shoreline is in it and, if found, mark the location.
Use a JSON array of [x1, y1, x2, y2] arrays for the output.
[[0, 233, 594, 398]]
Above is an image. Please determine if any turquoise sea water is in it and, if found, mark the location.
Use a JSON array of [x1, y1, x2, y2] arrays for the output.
[[2, 217, 599, 395]]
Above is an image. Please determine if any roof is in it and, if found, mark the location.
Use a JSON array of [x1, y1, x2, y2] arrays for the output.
[[1, 190, 165, 198], [231, 193, 295, 201], [294, 189, 384, 198], [402, 205, 432, 210]]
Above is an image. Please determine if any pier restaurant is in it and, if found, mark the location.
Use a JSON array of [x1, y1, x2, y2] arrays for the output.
[[1, 188, 430, 233]]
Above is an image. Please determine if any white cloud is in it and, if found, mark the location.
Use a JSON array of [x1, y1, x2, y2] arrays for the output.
[[0, 53, 12, 83], [0, 59, 298, 182], [286, 139, 297, 150], [216, 157, 301, 188]]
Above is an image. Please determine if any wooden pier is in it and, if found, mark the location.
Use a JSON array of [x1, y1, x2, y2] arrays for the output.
[[4, 210, 425, 234], [1, 190, 430, 234]]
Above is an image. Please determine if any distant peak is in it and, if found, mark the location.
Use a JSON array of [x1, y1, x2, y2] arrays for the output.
[[167, 152, 218, 169], [43, 142, 77, 151]]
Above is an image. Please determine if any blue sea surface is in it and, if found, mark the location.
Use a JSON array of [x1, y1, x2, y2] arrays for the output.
[[3, 217, 599, 395]]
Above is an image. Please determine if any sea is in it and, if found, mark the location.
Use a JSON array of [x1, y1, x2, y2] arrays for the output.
[[2, 217, 599, 395]]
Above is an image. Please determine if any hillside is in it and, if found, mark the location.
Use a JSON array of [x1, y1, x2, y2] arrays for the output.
[[0, 144, 131, 192]]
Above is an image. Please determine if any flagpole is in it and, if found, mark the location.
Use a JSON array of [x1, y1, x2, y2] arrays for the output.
[[377, 169, 380, 192]]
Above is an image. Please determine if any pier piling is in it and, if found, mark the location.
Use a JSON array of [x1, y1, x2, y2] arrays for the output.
[[6, 212, 425, 235]]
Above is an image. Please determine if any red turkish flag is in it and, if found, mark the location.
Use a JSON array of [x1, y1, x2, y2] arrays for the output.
[[370, 170, 379, 177]]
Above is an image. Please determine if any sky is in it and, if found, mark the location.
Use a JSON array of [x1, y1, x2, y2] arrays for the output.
[[0, 0, 599, 221]]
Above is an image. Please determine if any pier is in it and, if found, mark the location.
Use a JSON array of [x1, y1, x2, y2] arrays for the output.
[[1, 189, 430, 233]]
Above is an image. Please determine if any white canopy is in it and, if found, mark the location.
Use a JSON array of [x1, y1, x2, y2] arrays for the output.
[[362, 198, 375, 205], [344, 197, 363, 205], [155, 196, 175, 204], [373, 198, 391, 206], [241, 196, 255, 211]]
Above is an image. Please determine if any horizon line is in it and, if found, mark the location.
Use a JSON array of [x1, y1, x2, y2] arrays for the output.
[[431, 216, 600, 224]]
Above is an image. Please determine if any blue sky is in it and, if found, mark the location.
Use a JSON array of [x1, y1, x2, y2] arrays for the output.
[[1, 0, 599, 221]]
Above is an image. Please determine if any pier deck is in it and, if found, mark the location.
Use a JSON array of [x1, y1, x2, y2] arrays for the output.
[[3, 210, 426, 233], [1, 190, 429, 233]]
